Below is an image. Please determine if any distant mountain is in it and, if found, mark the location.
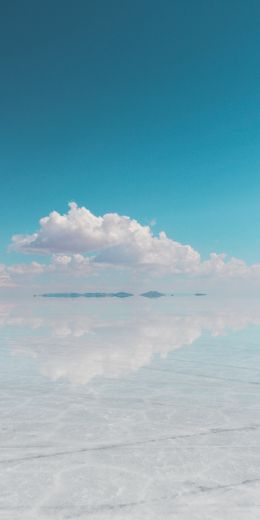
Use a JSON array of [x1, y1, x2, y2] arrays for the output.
[[39, 292, 133, 298], [112, 292, 133, 298], [140, 291, 166, 298], [37, 291, 206, 299], [41, 293, 84, 298]]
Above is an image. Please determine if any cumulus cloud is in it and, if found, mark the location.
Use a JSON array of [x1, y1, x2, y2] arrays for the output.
[[11, 202, 200, 273], [11, 202, 152, 254], [4, 202, 260, 284], [5, 255, 93, 280]]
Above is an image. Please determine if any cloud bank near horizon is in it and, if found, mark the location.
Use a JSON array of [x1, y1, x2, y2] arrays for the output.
[[2, 202, 260, 289]]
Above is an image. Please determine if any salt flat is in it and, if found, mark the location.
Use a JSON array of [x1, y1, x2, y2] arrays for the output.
[[1, 297, 260, 519]]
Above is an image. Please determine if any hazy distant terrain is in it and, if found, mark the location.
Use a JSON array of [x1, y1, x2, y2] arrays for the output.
[[38, 291, 206, 299]]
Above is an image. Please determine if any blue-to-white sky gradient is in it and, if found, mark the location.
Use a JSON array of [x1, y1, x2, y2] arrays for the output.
[[1, 0, 260, 294]]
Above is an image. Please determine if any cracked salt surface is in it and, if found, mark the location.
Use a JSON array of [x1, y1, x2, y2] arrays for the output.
[[0, 297, 260, 519]]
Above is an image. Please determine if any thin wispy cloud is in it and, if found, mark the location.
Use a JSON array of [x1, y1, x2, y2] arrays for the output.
[[0, 264, 16, 287]]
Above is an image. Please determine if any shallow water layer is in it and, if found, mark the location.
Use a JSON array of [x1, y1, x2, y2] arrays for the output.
[[1, 297, 260, 519]]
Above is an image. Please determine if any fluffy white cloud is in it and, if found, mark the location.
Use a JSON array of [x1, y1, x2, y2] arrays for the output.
[[6, 255, 93, 278], [4, 202, 260, 284], [50, 253, 92, 272], [11, 202, 152, 254], [10, 202, 201, 273]]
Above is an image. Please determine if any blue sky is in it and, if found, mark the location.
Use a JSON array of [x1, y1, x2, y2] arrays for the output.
[[1, 1, 260, 291]]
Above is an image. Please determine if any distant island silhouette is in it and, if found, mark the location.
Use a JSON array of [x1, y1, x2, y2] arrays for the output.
[[36, 292, 207, 299], [140, 291, 165, 298], [39, 292, 133, 298]]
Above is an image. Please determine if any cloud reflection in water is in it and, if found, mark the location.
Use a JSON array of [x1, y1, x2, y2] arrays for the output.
[[2, 299, 260, 385]]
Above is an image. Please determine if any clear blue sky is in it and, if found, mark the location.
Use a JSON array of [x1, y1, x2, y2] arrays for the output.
[[1, 0, 260, 265]]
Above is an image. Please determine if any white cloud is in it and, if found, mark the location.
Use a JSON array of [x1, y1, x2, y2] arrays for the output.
[[11, 202, 151, 254], [50, 253, 92, 273], [0, 264, 16, 287], [10, 202, 201, 273], [8, 261, 46, 275], [6, 255, 93, 279], [4, 202, 260, 285]]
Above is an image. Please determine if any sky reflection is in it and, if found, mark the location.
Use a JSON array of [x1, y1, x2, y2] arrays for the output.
[[1, 298, 260, 385]]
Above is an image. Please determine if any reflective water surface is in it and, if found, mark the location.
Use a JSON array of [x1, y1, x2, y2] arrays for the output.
[[1, 297, 260, 519]]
